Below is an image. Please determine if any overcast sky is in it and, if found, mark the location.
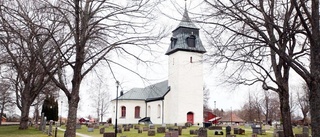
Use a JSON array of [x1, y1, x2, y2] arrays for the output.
[[52, 0, 306, 120]]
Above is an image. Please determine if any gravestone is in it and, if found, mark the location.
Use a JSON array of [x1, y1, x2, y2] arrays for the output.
[[134, 125, 140, 129], [117, 127, 122, 133], [190, 129, 196, 135], [76, 124, 82, 129], [178, 126, 182, 135], [138, 129, 142, 133], [143, 126, 149, 131], [197, 127, 207, 137], [148, 130, 156, 136], [103, 132, 115, 137], [39, 113, 44, 131], [302, 126, 309, 135], [42, 116, 47, 133], [149, 124, 155, 129], [128, 124, 133, 128], [100, 128, 105, 134], [124, 126, 130, 131], [48, 120, 53, 136], [88, 127, 94, 132], [165, 131, 179, 137], [157, 127, 166, 133], [94, 124, 99, 129]]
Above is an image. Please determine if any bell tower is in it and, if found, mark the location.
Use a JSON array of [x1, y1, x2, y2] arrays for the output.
[[164, 4, 206, 125]]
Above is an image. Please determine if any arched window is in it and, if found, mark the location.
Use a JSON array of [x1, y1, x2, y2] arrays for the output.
[[121, 106, 126, 118], [135, 106, 140, 118], [171, 37, 177, 49], [157, 104, 161, 118], [186, 35, 196, 47]]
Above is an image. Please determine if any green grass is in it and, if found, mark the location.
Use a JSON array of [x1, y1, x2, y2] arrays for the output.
[[0, 124, 311, 137], [0, 125, 64, 137]]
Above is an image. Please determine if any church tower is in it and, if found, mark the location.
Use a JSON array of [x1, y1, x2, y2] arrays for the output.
[[164, 6, 206, 125]]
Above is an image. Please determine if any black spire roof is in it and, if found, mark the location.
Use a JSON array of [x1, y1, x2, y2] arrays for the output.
[[165, 6, 206, 55]]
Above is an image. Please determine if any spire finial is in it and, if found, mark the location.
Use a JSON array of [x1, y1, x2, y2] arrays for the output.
[[185, 0, 187, 10]]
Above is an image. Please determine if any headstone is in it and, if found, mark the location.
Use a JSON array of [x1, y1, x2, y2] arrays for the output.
[[165, 131, 179, 137], [104, 123, 109, 128], [157, 127, 166, 133], [48, 120, 53, 136], [138, 129, 142, 133], [197, 127, 207, 137], [100, 128, 105, 134], [302, 126, 309, 135], [87, 127, 94, 132], [117, 127, 122, 133], [128, 124, 133, 128], [148, 130, 156, 136], [190, 130, 196, 135], [149, 124, 155, 129], [42, 116, 47, 132], [143, 126, 149, 131], [76, 124, 82, 129], [39, 113, 44, 131], [103, 132, 115, 137], [134, 125, 140, 129], [124, 126, 130, 131], [178, 126, 182, 135], [94, 124, 99, 129]]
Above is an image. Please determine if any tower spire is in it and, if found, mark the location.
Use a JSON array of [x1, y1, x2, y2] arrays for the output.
[[177, 0, 197, 29]]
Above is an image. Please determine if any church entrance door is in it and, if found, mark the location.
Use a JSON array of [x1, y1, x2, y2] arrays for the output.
[[187, 112, 194, 124]]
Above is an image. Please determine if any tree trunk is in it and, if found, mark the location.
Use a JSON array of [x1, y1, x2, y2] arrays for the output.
[[279, 90, 294, 137], [0, 104, 4, 125], [64, 95, 80, 137], [309, 81, 320, 136], [19, 100, 31, 129]]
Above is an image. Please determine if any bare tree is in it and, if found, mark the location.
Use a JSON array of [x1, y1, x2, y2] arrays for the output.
[[200, 0, 310, 136], [0, 0, 61, 129], [239, 93, 263, 123], [203, 85, 210, 110], [297, 83, 309, 125], [0, 82, 12, 125], [33, 1, 164, 136], [89, 82, 110, 123], [260, 90, 279, 125]]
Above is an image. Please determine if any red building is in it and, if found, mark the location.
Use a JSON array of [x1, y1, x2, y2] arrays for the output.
[[204, 111, 220, 124]]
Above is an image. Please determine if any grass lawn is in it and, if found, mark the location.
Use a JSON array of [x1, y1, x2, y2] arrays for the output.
[[0, 125, 64, 137], [0, 124, 311, 137]]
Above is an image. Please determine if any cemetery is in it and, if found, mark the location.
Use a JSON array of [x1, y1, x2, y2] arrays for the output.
[[1, 122, 311, 137]]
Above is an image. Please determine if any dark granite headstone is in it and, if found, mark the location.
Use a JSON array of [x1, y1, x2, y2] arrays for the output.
[[157, 127, 166, 133], [148, 130, 156, 136], [198, 127, 207, 137], [103, 132, 115, 137], [100, 128, 105, 134]]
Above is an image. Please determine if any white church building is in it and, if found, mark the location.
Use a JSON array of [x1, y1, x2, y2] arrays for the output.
[[111, 8, 206, 126]]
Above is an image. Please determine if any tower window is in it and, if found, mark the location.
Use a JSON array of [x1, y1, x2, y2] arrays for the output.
[[190, 57, 193, 63], [121, 106, 126, 118], [186, 35, 196, 47], [171, 37, 177, 49]]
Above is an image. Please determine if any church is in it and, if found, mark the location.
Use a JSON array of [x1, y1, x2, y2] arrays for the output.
[[111, 7, 206, 126]]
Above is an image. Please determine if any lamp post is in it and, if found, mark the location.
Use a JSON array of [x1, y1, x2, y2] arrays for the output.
[[115, 81, 119, 137], [214, 101, 216, 126], [60, 101, 63, 126]]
